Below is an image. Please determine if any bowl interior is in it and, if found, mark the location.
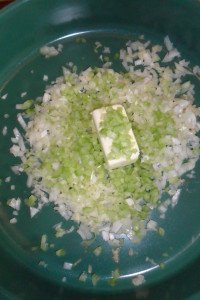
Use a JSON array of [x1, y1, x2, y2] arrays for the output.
[[0, 0, 200, 299]]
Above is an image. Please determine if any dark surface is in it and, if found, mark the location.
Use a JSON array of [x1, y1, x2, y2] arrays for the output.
[[0, 1, 13, 10], [0, 0, 200, 299]]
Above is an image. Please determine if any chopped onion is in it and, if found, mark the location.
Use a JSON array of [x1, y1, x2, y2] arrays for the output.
[[1, 93, 8, 100], [92, 273, 100, 286], [7, 198, 21, 211], [40, 234, 48, 251], [10, 218, 17, 224], [30, 207, 39, 218], [132, 274, 145, 286], [2, 126, 7, 136], [93, 246, 102, 256], [79, 271, 87, 282], [63, 262, 73, 270], [21, 92, 27, 98]]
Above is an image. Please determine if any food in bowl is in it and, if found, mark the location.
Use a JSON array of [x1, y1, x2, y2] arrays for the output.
[[9, 36, 200, 245]]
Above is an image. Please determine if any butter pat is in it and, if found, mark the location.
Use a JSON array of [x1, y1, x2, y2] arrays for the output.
[[92, 104, 139, 169]]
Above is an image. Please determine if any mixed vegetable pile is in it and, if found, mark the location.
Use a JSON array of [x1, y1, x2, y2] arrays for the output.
[[9, 36, 200, 245]]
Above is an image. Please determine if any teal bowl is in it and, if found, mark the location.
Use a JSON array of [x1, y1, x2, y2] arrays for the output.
[[0, 0, 200, 299]]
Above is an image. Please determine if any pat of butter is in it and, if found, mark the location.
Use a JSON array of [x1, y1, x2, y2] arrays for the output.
[[92, 104, 139, 169]]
